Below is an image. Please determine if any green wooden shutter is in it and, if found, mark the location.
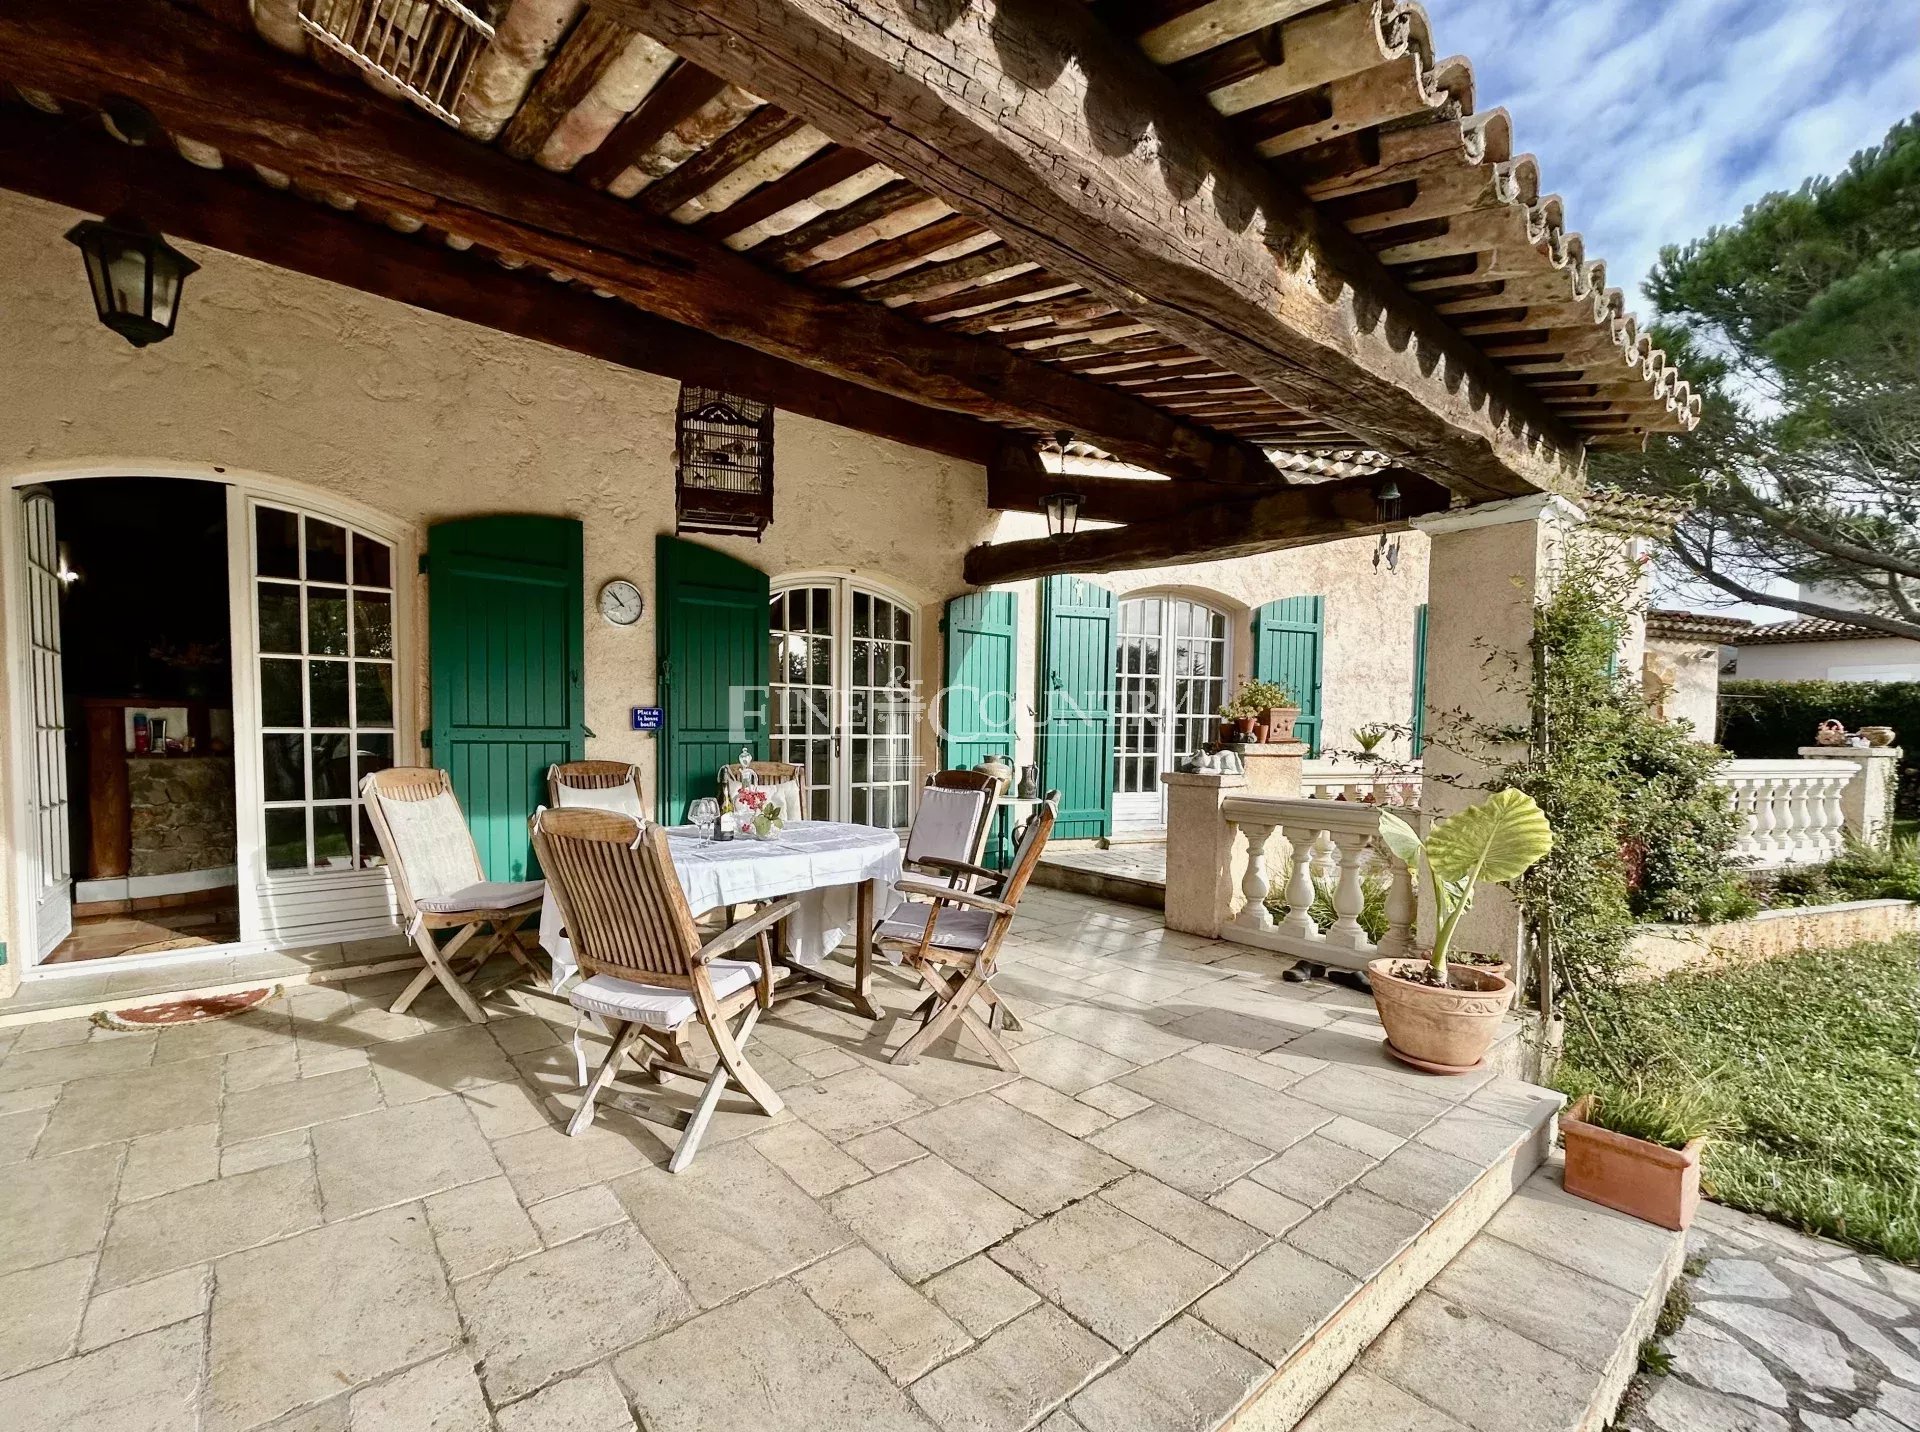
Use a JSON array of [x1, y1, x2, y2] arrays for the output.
[[1252, 594, 1325, 755], [656, 535, 770, 825], [428, 515, 584, 881], [943, 590, 1019, 864], [1410, 602, 1430, 757], [1040, 575, 1115, 840]]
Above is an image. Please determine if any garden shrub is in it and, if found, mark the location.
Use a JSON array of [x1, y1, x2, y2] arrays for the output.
[[1719, 679, 1917, 817], [1762, 835, 1920, 907]]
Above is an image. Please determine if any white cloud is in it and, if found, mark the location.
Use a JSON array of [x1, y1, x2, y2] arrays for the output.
[[1424, 0, 1920, 315]]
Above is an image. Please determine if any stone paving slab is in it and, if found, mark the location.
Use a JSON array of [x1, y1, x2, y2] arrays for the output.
[[1619, 1200, 1920, 1432], [0, 885, 1569, 1432]]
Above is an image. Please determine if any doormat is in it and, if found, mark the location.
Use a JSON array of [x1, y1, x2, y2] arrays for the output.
[[93, 986, 279, 1029]]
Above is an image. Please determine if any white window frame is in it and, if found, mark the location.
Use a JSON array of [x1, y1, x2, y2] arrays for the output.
[[1112, 593, 1232, 833], [3, 460, 418, 978], [769, 573, 919, 830]]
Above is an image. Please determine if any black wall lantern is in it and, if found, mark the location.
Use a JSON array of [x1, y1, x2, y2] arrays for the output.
[[1044, 491, 1083, 543], [65, 213, 199, 348]]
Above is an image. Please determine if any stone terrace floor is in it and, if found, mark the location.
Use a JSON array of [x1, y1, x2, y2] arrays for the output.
[[0, 886, 1558, 1432]]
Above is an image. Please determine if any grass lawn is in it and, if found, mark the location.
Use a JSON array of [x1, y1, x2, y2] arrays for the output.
[[1563, 940, 1919, 1263]]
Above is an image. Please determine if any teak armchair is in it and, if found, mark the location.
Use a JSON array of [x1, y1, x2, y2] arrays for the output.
[[547, 759, 645, 821], [876, 793, 1058, 1072], [359, 767, 544, 1023], [530, 806, 795, 1173], [905, 769, 998, 886]]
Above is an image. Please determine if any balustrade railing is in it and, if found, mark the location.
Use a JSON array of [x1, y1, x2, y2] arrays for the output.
[[1219, 794, 1417, 973], [1713, 759, 1856, 869], [1300, 764, 1423, 808]]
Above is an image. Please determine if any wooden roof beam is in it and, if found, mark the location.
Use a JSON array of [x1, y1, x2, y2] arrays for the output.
[[965, 466, 1452, 584], [0, 0, 1277, 486], [0, 102, 1001, 465], [605, 0, 1579, 499]]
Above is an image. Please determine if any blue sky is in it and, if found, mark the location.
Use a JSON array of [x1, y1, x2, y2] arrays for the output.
[[1426, 0, 1920, 315]]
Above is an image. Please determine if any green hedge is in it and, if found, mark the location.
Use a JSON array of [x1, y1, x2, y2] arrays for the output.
[[1719, 680, 1917, 817]]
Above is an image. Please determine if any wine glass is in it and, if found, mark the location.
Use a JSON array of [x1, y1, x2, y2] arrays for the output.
[[689, 797, 719, 840]]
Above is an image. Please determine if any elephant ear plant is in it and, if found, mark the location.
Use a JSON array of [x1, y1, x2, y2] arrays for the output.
[[1375, 789, 1554, 987]]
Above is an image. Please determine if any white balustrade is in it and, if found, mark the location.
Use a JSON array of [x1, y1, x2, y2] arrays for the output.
[[1713, 760, 1856, 869], [1300, 763, 1423, 810], [1218, 794, 1419, 972]]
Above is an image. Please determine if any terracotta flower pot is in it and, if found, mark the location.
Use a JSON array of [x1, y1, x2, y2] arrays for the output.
[[1265, 706, 1300, 740], [1233, 715, 1257, 738], [1560, 1095, 1703, 1231], [1861, 725, 1897, 748], [1366, 958, 1515, 1074]]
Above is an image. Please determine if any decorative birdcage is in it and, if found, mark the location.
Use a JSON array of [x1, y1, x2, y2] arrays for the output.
[[298, 0, 495, 127], [675, 385, 775, 539]]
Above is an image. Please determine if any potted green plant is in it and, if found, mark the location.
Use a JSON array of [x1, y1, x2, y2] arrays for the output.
[[1559, 1077, 1730, 1230], [1221, 679, 1296, 744], [1353, 722, 1392, 754], [1371, 788, 1553, 1072]]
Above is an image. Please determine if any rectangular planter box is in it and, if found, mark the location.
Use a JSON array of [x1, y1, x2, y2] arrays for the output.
[[1561, 1095, 1703, 1232]]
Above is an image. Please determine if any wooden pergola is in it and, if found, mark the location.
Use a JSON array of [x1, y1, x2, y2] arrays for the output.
[[0, 0, 1696, 584]]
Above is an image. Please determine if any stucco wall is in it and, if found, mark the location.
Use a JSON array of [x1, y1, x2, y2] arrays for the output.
[[1734, 637, 1920, 683], [991, 509, 1431, 816], [0, 189, 990, 988]]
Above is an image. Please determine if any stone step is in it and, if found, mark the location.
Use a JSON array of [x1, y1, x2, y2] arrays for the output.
[[1293, 1152, 1687, 1432], [1209, 1078, 1564, 1429]]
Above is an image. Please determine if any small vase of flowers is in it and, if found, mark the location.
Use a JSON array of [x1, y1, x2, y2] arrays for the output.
[[733, 786, 782, 838]]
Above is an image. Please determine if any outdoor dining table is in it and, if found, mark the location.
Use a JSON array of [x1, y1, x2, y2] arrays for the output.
[[537, 819, 903, 1020]]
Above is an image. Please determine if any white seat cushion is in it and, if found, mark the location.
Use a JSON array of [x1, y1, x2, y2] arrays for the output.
[[569, 960, 759, 1030], [875, 901, 995, 953], [414, 879, 546, 915], [904, 786, 988, 868]]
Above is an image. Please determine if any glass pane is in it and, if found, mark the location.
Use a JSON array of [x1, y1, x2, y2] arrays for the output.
[[356, 664, 394, 726], [851, 787, 868, 825], [265, 807, 307, 870], [809, 588, 829, 634], [257, 507, 299, 579], [308, 591, 348, 655], [260, 658, 302, 727], [358, 806, 386, 869], [353, 593, 393, 658], [312, 804, 353, 869], [853, 591, 871, 638], [352, 533, 391, 589], [893, 604, 911, 643], [258, 583, 301, 654], [311, 733, 353, 800], [810, 637, 830, 687], [307, 519, 348, 584], [356, 733, 393, 783], [309, 661, 350, 728], [263, 734, 305, 803]]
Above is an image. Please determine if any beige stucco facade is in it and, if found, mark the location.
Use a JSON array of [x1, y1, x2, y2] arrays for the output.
[[1643, 634, 1723, 739], [0, 186, 1434, 992], [0, 189, 989, 992]]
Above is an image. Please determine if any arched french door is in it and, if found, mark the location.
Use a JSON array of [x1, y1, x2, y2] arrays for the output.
[[769, 577, 917, 828], [1112, 594, 1231, 832], [5, 462, 414, 973]]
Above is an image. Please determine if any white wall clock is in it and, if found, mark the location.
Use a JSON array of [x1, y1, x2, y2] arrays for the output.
[[598, 579, 644, 627]]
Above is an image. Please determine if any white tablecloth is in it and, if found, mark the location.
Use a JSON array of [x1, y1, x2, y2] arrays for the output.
[[538, 821, 904, 989]]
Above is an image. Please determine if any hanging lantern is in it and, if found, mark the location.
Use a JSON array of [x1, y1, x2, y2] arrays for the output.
[[1044, 491, 1083, 544], [64, 213, 199, 348], [675, 384, 775, 538]]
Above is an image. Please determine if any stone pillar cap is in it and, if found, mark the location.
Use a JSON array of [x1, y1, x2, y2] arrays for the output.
[[1798, 745, 1903, 757], [1161, 771, 1247, 789]]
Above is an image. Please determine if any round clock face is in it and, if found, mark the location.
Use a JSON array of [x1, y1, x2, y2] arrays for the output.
[[598, 579, 644, 627]]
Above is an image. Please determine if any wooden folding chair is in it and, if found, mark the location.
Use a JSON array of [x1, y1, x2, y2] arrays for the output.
[[547, 760, 645, 820], [360, 768, 545, 1024], [530, 807, 796, 1173], [877, 793, 1058, 1072], [909, 769, 999, 886]]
